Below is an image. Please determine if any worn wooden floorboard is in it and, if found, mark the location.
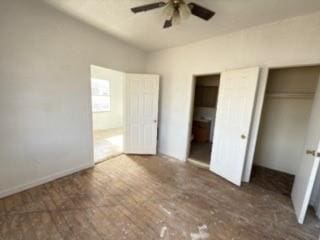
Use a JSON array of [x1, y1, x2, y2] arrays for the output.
[[0, 154, 319, 239]]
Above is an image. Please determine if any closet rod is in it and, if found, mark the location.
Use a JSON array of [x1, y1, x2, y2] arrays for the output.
[[266, 92, 315, 99]]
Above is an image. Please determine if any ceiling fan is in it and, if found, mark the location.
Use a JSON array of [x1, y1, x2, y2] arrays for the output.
[[131, 0, 215, 28]]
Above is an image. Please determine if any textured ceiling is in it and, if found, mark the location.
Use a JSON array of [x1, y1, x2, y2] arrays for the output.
[[43, 0, 320, 51]]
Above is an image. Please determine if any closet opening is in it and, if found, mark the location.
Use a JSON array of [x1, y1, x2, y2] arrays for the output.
[[187, 74, 220, 168], [253, 66, 320, 197]]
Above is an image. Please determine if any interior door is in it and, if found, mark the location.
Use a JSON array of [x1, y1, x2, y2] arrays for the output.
[[292, 77, 320, 224], [124, 74, 159, 155], [210, 67, 260, 186]]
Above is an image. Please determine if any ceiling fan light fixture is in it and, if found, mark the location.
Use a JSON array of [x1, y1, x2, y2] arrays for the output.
[[130, 1, 215, 29], [162, 1, 175, 19], [179, 2, 191, 19], [172, 10, 181, 25]]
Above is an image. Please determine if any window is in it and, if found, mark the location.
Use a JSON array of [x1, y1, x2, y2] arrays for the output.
[[91, 78, 110, 112]]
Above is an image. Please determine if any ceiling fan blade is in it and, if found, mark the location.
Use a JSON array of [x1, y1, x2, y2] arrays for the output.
[[131, 2, 166, 13], [188, 2, 215, 20], [163, 19, 172, 29]]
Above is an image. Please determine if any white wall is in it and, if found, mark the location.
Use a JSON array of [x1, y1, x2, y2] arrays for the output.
[[255, 98, 313, 174], [91, 66, 124, 131], [0, 0, 146, 198], [146, 11, 320, 173], [254, 67, 319, 175]]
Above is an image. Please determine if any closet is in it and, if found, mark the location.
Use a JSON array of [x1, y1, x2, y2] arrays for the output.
[[253, 66, 320, 195]]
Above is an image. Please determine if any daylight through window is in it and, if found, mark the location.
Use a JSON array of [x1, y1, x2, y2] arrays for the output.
[[91, 79, 110, 112]]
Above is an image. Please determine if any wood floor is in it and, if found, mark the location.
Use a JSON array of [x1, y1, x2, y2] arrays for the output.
[[93, 128, 123, 163], [251, 165, 295, 197], [189, 141, 212, 165], [0, 155, 319, 240]]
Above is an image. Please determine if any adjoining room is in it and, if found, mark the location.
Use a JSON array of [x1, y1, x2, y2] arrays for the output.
[[188, 74, 220, 168], [91, 65, 124, 163]]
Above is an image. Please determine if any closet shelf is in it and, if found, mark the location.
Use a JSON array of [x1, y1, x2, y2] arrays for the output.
[[266, 92, 315, 99]]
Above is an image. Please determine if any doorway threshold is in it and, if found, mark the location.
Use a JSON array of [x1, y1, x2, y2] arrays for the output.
[[187, 158, 210, 169]]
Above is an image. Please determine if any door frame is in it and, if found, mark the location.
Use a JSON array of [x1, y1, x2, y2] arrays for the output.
[[185, 72, 222, 163], [89, 64, 126, 164], [243, 63, 320, 183]]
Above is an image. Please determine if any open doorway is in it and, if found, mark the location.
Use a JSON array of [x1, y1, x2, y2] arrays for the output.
[[188, 74, 220, 168], [252, 66, 320, 220], [91, 65, 124, 163]]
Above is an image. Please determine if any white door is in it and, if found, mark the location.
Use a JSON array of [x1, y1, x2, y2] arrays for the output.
[[292, 77, 320, 224], [210, 67, 260, 186], [124, 74, 159, 155]]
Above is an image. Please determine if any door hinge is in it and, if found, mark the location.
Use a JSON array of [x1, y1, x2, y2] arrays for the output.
[[306, 150, 316, 156], [306, 150, 320, 158]]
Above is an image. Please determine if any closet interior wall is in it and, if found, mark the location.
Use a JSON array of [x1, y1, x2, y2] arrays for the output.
[[254, 66, 320, 175]]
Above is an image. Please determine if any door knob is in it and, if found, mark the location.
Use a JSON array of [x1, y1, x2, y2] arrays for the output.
[[153, 120, 157, 123], [241, 134, 246, 139]]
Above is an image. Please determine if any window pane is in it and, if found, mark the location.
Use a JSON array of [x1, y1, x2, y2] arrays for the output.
[[92, 96, 110, 112], [91, 78, 111, 112], [91, 79, 110, 96]]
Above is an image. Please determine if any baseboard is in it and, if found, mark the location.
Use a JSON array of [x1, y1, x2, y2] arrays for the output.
[[0, 162, 94, 199], [158, 153, 185, 162], [187, 158, 210, 169], [95, 152, 123, 164]]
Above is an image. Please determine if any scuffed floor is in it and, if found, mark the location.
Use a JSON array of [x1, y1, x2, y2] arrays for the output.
[[0, 155, 319, 239], [93, 128, 123, 163]]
